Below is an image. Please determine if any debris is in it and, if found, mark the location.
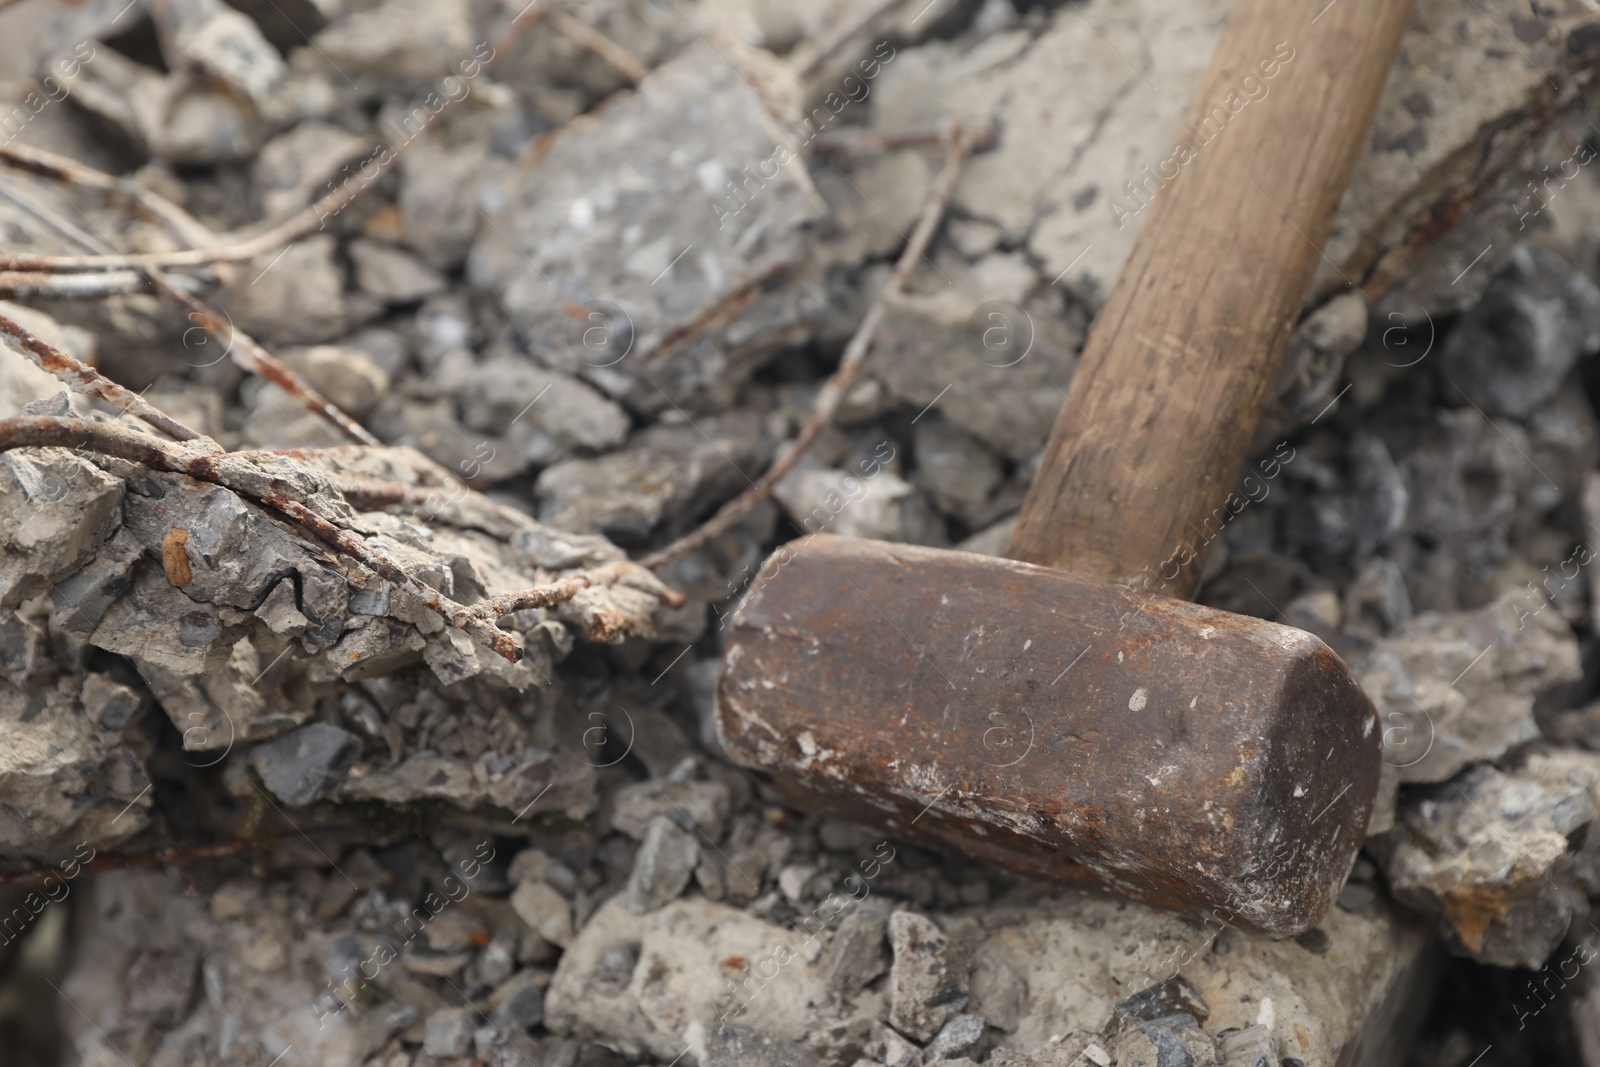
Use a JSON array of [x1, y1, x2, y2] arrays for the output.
[[248, 721, 362, 807], [545, 897, 827, 1060], [1215, 1025, 1277, 1067], [623, 815, 699, 914], [490, 970, 547, 1030], [424, 1006, 477, 1057], [1375, 749, 1600, 968], [1442, 245, 1600, 419], [1111, 1013, 1218, 1067], [609, 778, 731, 843], [512, 878, 574, 947], [888, 910, 962, 1042], [1356, 590, 1583, 833], [926, 1013, 986, 1062], [817, 907, 889, 996], [1112, 976, 1212, 1030], [9, 0, 1600, 1060], [469, 38, 827, 412]]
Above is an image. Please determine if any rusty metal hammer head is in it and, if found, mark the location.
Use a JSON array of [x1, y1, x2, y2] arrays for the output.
[[713, 0, 1411, 938], [716, 536, 1377, 938]]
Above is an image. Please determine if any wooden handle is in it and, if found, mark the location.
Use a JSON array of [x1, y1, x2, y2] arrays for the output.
[[1006, 0, 1413, 598]]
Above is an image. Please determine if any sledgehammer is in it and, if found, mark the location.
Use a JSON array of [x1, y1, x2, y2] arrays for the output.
[[715, 0, 1414, 938]]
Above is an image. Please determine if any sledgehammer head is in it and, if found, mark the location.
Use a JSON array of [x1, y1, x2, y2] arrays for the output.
[[715, 536, 1380, 938]]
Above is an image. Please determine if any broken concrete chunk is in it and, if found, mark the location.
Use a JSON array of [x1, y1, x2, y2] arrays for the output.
[[153, 0, 285, 107], [1261, 291, 1369, 439], [490, 969, 546, 1030], [1394, 407, 1556, 612], [774, 464, 934, 544], [537, 414, 773, 542], [397, 137, 502, 270], [865, 1022, 923, 1067], [1376, 751, 1600, 968], [278, 345, 389, 419], [424, 1005, 476, 1057], [986, 1037, 1105, 1067], [817, 907, 888, 997], [458, 356, 631, 455], [349, 236, 449, 304], [1112, 975, 1211, 1029], [624, 815, 699, 914], [911, 416, 1005, 526], [926, 1013, 985, 1063], [967, 952, 1027, 1033], [1342, 557, 1411, 642], [59, 869, 377, 1065], [0, 670, 151, 858], [705, 1025, 827, 1067], [1112, 1013, 1218, 1067], [546, 897, 827, 1060], [1215, 1025, 1277, 1067], [253, 120, 372, 220], [122, 944, 201, 1027], [71, 46, 266, 163], [511, 878, 574, 947], [469, 38, 826, 412], [309, 0, 474, 85], [610, 778, 730, 843], [223, 235, 348, 345], [1355, 589, 1582, 833], [888, 910, 961, 1042], [248, 722, 362, 807], [0, 447, 124, 610], [872, 281, 1081, 462], [81, 671, 147, 732], [1443, 244, 1600, 419]]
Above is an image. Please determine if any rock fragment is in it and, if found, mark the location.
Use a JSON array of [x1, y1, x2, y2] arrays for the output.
[[253, 121, 372, 219], [469, 38, 826, 413], [1375, 750, 1600, 967], [967, 952, 1027, 1033], [511, 878, 574, 947], [458, 356, 631, 458], [122, 944, 201, 1027], [546, 897, 826, 1060], [926, 1013, 985, 1062], [224, 235, 349, 344], [310, 0, 474, 85], [1111, 1013, 1217, 1067], [490, 970, 546, 1030], [1356, 590, 1582, 832], [0, 448, 123, 611], [0, 640, 151, 858], [1112, 975, 1211, 1029], [864, 1022, 923, 1067], [349, 237, 449, 304], [774, 464, 940, 545], [704, 1025, 826, 1067], [537, 415, 773, 542], [248, 722, 362, 807], [817, 908, 889, 996], [424, 1006, 476, 1057], [609, 778, 730, 843], [888, 910, 961, 1042], [912, 416, 1006, 526], [623, 816, 699, 914], [1443, 244, 1600, 419], [870, 277, 1082, 462], [1215, 1025, 1277, 1067]]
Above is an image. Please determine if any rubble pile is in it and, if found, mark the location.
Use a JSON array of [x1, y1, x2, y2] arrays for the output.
[[4, 0, 1600, 1066]]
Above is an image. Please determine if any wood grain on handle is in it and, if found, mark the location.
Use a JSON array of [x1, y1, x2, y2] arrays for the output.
[[1005, 0, 1414, 599]]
